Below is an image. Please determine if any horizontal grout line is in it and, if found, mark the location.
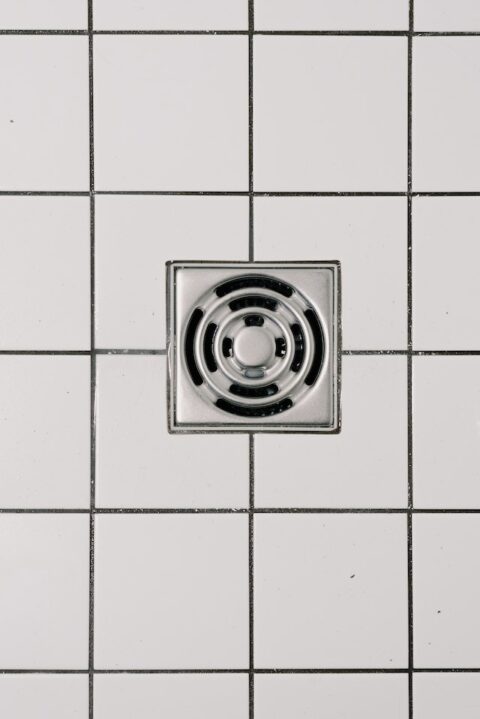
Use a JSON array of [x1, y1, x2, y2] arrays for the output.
[[2, 508, 480, 515], [2, 350, 480, 358], [3, 29, 480, 37], [96, 349, 167, 355], [4, 190, 480, 198], [3, 668, 480, 675]]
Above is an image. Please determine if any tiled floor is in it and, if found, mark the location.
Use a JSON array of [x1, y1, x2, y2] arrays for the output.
[[1, 1, 480, 718]]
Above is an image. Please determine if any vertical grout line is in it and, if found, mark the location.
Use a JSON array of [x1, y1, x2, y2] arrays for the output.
[[249, 433, 255, 719], [248, 4, 255, 716], [248, 1, 254, 262], [407, 2, 414, 719], [88, 2, 96, 718]]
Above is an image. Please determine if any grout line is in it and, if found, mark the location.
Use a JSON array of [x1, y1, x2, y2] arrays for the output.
[[248, 7, 254, 262], [88, 3, 95, 717], [2, 349, 480, 357], [4, 190, 480, 198], [3, 29, 480, 37], [2, 507, 480, 515], [2, 667, 480, 675], [407, 3, 414, 718]]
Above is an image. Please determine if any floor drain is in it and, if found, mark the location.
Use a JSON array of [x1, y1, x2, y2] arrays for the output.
[[167, 262, 341, 433]]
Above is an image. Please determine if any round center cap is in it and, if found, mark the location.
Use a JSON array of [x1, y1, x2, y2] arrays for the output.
[[234, 326, 275, 368]]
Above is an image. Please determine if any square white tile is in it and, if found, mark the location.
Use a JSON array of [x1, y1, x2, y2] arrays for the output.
[[95, 674, 248, 719], [94, 514, 249, 668], [95, 355, 249, 508], [255, 674, 408, 719], [95, 195, 248, 350], [413, 357, 480, 508], [0, 675, 88, 719], [0, 356, 90, 509], [94, 36, 248, 191], [0, 197, 90, 350], [255, 0, 408, 30], [254, 37, 407, 192], [415, 0, 480, 31], [255, 197, 407, 350], [413, 38, 480, 191], [0, 0, 87, 29], [93, 0, 247, 30], [254, 514, 408, 668], [0, 37, 89, 191], [414, 515, 480, 667], [0, 514, 89, 668], [256, 356, 408, 508], [414, 673, 480, 719], [413, 198, 480, 351]]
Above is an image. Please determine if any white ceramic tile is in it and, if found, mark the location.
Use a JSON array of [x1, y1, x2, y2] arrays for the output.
[[256, 356, 407, 508], [0, 356, 90, 509], [414, 673, 480, 719], [0, 1, 87, 29], [96, 356, 248, 508], [0, 514, 89, 668], [94, 0, 247, 30], [0, 675, 88, 718], [413, 357, 480, 509], [255, 514, 408, 668], [414, 515, 480, 668], [0, 197, 90, 350], [94, 514, 248, 668], [255, 674, 409, 719], [413, 38, 480, 192], [94, 36, 248, 191], [254, 37, 407, 192], [255, 0, 408, 30], [95, 674, 248, 719], [415, 0, 480, 31], [413, 198, 480, 351], [255, 197, 407, 350], [0, 37, 88, 191], [95, 196, 248, 350]]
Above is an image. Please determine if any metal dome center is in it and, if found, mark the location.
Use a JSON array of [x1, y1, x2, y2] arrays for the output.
[[234, 325, 275, 368]]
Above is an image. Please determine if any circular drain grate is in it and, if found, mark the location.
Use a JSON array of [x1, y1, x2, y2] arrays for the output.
[[183, 274, 325, 418]]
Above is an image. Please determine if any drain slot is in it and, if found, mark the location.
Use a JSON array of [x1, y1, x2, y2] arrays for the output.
[[230, 383, 278, 399], [304, 309, 324, 386], [216, 275, 293, 298], [216, 397, 293, 417], [229, 295, 278, 313], [290, 323, 305, 372], [184, 307, 204, 386], [203, 322, 218, 373]]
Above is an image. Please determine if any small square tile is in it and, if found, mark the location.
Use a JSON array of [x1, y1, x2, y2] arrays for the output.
[[256, 356, 407, 508], [0, 356, 90, 509], [94, 0, 247, 30], [95, 674, 248, 719], [95, 196, 248, 350], [0, 675, 88, 719], [94, 514, 248, 668], [413, 38, 480, 192], [413, 357, 480, 508], [413, 198, 480, 351], [255, 514, 408, 668], [255, 675, 408, 719], [0, 37, 89, 191], [0, 0, 87, 29], [94, 36, 248, 191], [0, 197, 90, 350], [254, 37, 407, 192], [96, 355, 249, 508], [168, 261, 340, 433], [414, 515, 480, 667], [414, 673, 480, 719], [415, 0, 480, 31], [255, 197, 407, 350], [0, 514, 89, 668], [255, 0, 408, 31]]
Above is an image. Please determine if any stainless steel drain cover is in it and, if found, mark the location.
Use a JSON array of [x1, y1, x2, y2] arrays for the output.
[[167, 261, 341, 433]]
